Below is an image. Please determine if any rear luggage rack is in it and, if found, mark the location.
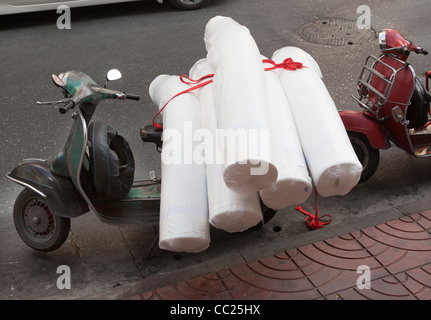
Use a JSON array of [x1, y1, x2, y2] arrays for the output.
[[352, 55, 410, 120]]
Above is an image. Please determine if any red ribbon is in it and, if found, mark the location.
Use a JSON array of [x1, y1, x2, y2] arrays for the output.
[[295, 188, 332, 230], [152, 74, 214, 130], [262, 58, 307, 72], [151, 58, 306, 129]]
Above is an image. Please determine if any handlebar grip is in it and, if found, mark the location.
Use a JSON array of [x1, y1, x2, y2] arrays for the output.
[[125, 93, 140, 101], [400, 46, 411, 56], [59, 101, 75, 114]]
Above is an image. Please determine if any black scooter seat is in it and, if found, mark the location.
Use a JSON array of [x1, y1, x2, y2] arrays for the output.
[[416, 77, 431, 103]]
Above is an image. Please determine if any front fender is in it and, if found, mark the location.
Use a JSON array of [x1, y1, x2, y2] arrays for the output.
[[6, 159, 88, 218], [339, 110, 391, 150]]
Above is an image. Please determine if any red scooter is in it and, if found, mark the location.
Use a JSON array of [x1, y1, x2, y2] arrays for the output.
[[340, 29, 431, 182]]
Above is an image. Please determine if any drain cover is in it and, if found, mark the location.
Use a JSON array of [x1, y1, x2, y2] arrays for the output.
[[299, 19, 376, 46]]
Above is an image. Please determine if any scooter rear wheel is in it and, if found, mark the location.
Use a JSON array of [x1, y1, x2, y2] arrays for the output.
[[169, 0, 209, 10], [348, 131, 380, 183], [13, 189, 71, 252]]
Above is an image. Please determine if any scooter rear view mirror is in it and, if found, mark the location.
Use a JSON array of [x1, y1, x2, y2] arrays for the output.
[[104, 69, 122, 88], [51, 74, 65, 88], [106, 69, 122, 82]]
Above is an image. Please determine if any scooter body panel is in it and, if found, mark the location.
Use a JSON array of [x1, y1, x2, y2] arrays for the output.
[[339, 110, 391, 149], [6, 159, 89, 218], [88, 180, 161, 225], [372, 57, 416, 153]]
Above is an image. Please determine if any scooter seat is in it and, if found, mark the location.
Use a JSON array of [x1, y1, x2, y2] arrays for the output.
[[140, 124, 162, 149], [88, 121, 135, 201], [416, 77, 431, 103], [406, 78, 431, 129]]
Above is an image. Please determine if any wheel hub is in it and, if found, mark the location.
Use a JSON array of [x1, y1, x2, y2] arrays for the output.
[[25, 200, 54, 235]]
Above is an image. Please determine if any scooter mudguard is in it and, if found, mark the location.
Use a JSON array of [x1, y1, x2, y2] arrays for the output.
[[6, 159, 89, 218], [339, 110, 391, 150]]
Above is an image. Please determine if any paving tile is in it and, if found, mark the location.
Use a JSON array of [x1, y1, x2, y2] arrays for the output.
[[417, 211, 431, 230], [362, 224, 431, 251], [355, 230, 388, 255], [369, 275, 414, 298], [388, 215, 426, 234], [307, 267, 359, 296], [153, 285, 188, 300], [136, 211, 431, 301], [324, 288, 365, 300], [230, 263, 315, 293], [236, 287, 273, 300], [245, 259, 304, 280], [313, 240, 372, 259], [405, 266, 431, 291], [220, 272, 256, 299], [326, 276, 417, 300], [180, 275, 232, 300], [298, 241, 380, 271]]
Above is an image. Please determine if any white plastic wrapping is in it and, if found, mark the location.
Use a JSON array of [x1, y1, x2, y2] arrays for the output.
[[189, 58, 263, 232], [149, 75, 210, 252], [204, 16, 278, 193], [259, 57, 312, 210], [272, 48, 362, 197]]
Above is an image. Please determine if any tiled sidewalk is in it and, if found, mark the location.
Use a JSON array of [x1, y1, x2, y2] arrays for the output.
[[127, 210, 431, 300]]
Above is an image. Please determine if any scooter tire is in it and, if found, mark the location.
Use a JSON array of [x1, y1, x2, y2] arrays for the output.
[[168, 0, 209, 10], [348, 131, 380, 183], [13, 189, 71, 252]]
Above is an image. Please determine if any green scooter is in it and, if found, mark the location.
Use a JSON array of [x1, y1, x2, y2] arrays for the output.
[[6, 70, 276, 252]]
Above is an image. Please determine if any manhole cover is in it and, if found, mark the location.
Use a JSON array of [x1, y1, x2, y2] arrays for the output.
[[299, 19, 376, 46]]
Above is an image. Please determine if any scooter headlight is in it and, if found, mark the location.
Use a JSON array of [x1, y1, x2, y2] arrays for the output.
[[379, 30, 387, 53]]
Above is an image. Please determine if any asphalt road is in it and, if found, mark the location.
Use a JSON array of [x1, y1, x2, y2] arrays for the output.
[[1, 0, 431, 300]]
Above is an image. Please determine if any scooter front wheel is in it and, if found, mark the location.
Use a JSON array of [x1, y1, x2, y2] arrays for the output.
[[13, 189, 71, 252], [348, 131, 380, 183]]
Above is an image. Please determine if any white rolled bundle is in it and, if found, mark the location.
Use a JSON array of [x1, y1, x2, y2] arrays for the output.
[[259, 57, 312, 210], [189, 58, 263, 232], [149, 75, 210, 252], [272, 48, 362, 197], [204, 16, 278, 193]]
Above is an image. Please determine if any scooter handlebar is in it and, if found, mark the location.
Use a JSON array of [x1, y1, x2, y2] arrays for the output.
[[400, 46, 411, 56], [124, 93, 141, 101], [59, 101, 75, 114], [415, 47, 428, 55]]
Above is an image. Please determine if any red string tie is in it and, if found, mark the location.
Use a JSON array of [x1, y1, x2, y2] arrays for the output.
[[295, 188, 333, 230], [262, 58, 307, 72], [152, 58, 306, 129], [151, 74, 214, 129]]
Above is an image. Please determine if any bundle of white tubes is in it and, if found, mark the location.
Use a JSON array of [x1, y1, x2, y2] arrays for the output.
[[148, 16, 362, 253]]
